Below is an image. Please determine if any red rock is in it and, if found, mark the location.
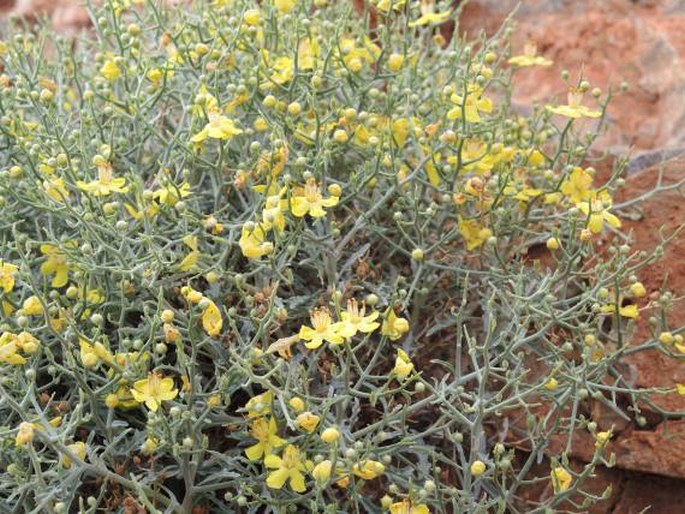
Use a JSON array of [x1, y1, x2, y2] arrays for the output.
[[460, 0, 685, 152]]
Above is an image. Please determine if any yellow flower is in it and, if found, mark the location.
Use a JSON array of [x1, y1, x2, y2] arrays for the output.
[[22, 295, 44, 315], [470, 460, 486, 476], [290, 179, 339, 218], [142, 438, 158, 455], [61, 441, 87, 468], [76, 161, 129, 196], [339, 299, 380, 338], [577, 191, 621, 234], [43, 177, 69, 202], [154, 181, 191, 207], [15, 422, 35, 447], [289, 396, 305, 412], [544, 377, 559, 391], [508, 44, 553, 67], [451, 139, 497, 173], [599, 301, 638, 319], [408, 1, 451, 27], [0, 261, 18, 292], [352, 459, 385, 480], [191, 114, 243, 143], [320, 427, 341, 444], [262, 190, 288, 233], [676, 384, 685, 395], [448, 86, 493, 123], [130, 371, 179, 412], [550, 466, 572, 493], [595, 430, 612, 449], [79, 339, 113, 368], [14, 331, 40, 355], [100, 60, 121, 81], [245, 417, 286, 461], [202, 299, 223, 337], [40, 243, 72, 288], [239, 223, 274, 259], [243, 8, 261, 26], [0, 332, 27, 365], [547, 89, 601, 119], [265, 444, 309, 492], [393, 349, 414, 380], [274, 0, 296, 13], [312, 459, 333, 483], [560, 167, 593, 204], [296, 411, 321, 433], [245, 390, 273, 418], [375, 0, 406, 13], [630, 282, 647, 298], [659, 331, 675, 344], [337, 36, 380, 71], [266, 334, 299, 360], [458, 217, 492, 251], [109, 385, 142, 409], [299, 307, 345, 349], [381, 310, 410, 341], [388, 53, 405, 72], [390, 499, 430, 514]]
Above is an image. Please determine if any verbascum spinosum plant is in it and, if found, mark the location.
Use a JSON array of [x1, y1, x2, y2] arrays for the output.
[[0, 0, 681, 512]]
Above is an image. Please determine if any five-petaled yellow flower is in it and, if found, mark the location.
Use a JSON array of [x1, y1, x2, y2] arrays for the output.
[[448, 85, 493, 123], [577, 191, 621, 234], [547, 89, 601, 119], [339, 299, 380, 338], [299, 307, 345, 349], [265, 444, 309, 492], [130, 371, 179, 411], [508, 44, 553, 67], [191, 114, 243, 143], [290, 178, 339, 218], [458, 217, 492, 251], [40, 243, 72, 288], [77, 161, 129, 197], [245, 417, 286, 461], [560, 167, 593, 204]]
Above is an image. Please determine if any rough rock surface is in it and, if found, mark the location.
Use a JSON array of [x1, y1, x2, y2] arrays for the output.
[[460, 0, 685, 152]]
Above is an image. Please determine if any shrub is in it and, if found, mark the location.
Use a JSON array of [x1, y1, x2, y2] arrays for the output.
[[0, 0, 680, 512]]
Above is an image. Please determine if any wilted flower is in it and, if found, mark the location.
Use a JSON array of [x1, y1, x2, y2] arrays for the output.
[[381, 310, 410, 341]]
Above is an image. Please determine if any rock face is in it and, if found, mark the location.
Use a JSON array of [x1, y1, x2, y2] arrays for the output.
[[460, 0, 685, 153]]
